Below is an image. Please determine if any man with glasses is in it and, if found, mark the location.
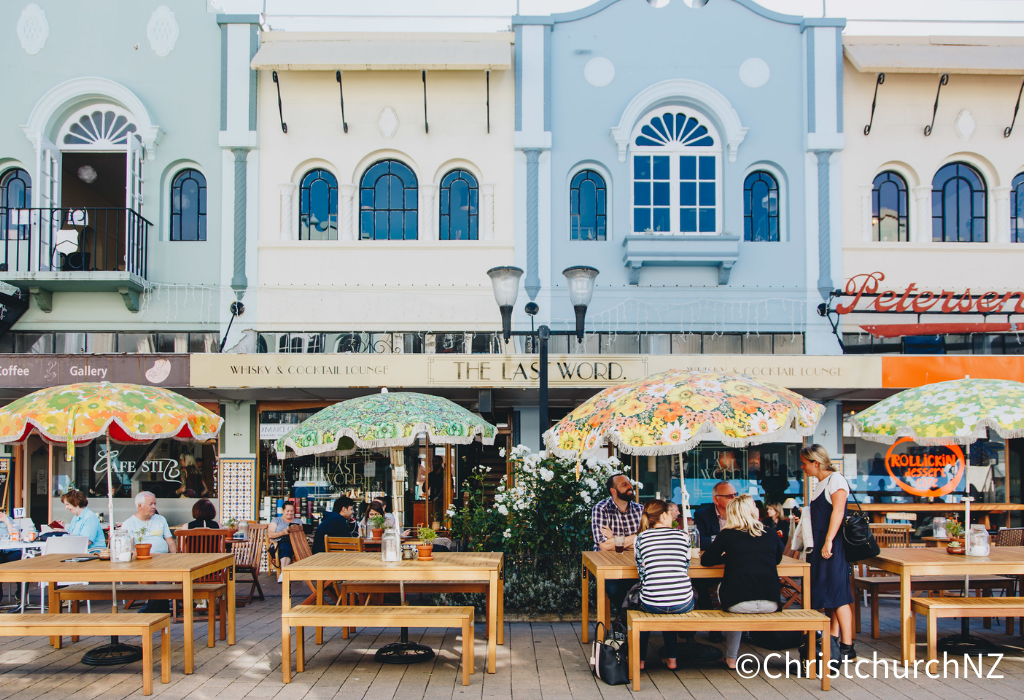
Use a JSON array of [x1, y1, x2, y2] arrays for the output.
[[692, 481, 737, 640]]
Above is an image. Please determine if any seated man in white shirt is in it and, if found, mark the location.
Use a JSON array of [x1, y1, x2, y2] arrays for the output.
[[120, 491, 176, 613]]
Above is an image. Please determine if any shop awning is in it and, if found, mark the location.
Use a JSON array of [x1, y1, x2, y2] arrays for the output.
[[251, 32, 513, 71], [858, 322, 1013, 338], [844, 38, 1024, 75]]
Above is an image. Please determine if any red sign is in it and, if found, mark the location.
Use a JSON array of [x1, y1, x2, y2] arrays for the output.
[[884, 437, 965, 498], [837, 272, 1024, 315]]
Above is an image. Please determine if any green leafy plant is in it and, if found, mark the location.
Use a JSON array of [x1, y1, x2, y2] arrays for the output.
[[132, 524, 151, 544], [945, 517, 964, 539], [225, 518, 238, 528], [370, 514, 386, 530], [417, 526, 437, 544]]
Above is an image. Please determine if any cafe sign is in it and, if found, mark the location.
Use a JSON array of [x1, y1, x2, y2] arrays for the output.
[[884, 437, 965, 498], [94, 449, 181, 481]]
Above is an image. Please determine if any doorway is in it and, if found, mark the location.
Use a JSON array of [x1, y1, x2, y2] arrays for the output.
[[59, 152, 127, 272]]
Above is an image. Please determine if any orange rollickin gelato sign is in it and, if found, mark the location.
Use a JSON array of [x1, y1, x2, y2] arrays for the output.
[[884, 437, 965, 498]]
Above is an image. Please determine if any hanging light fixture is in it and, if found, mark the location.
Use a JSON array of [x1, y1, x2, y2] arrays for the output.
[[486, 266, 523, 343], [562, 266, 600, 342]]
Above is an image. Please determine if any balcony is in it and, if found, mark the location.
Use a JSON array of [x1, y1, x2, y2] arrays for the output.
[[0, 207, 150, 312], [622, 233, 740, 285]]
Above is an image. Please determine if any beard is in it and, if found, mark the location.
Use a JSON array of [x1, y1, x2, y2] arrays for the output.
[[618, 490, 634, 501]]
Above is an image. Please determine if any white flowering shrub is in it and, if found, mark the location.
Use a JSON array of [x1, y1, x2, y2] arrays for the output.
[[446, 445, 630, 615]]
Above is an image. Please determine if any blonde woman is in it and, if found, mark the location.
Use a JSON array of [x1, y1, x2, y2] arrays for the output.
[[701, 495, 783, 669], [799, 443, 855, 661], [634, 499, 694, 670]]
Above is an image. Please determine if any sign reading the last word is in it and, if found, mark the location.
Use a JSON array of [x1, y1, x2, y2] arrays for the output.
[[191, 354, 880, 389]]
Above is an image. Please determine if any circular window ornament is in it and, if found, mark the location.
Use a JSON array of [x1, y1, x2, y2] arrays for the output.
[[647, 0, 670, 6], [739, 58, 770, 88], [584, 57, 615, 88]]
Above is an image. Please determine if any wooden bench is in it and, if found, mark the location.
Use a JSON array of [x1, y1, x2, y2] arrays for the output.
[[0, 613, 170, 695], [282, 605, 474, 685], [52, 583, 227, 646], [336, 581, 489, 639], [854, 575, 1012, 639], [626, 609, 832, 691], [913, 596, 1024, 661]]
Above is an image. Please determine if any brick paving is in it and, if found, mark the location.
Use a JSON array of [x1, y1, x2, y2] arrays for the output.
[[0, 578, 1023, 700]]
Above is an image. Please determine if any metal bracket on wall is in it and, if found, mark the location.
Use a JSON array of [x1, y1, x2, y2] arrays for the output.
[[486, 70, 491, 134], [923, 74, 949, 136], [1005, 77, 1024, 137], [422, 71, 429, 134], [863, 73, 885, 136], [336, 71, 349, 134], [272, 71, 288, 134]]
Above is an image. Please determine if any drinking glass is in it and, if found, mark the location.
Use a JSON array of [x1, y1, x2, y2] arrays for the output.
[[613, 535, 625, 553]]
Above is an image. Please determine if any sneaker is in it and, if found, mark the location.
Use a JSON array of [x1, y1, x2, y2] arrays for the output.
[[277, 573, 283, 583]]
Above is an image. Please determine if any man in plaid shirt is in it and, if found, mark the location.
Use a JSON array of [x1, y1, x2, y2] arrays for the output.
[[591, 474, 642, 612]]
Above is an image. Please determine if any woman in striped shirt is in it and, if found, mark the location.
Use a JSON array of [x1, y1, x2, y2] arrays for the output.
[[634, 499, 694, 670]]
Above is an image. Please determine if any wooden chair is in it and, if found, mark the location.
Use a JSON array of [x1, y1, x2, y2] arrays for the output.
[[288, 524, 337, 606], [233, 522, 268, 606], [324, 536, 364, 553], [994, 527, 1024, 547], [174, 528, 230, 624]]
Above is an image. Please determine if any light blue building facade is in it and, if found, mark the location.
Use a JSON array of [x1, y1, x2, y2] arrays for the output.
[[513, 0, 845, 356]]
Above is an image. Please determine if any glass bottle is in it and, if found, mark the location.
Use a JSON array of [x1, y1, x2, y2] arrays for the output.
[[110, 530, 133, 563], [967, 525, 990, 557], [381, 525, 401, 562]]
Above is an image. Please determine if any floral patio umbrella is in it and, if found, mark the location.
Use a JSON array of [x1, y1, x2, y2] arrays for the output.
[[850, 378, 1024, 445], [274, 390, 496, 458], [544, 369, 825, 460]]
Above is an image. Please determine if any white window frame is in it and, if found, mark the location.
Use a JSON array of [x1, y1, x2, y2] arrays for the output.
[[629, 106, 723, 235], [56, 104, 139, 152]]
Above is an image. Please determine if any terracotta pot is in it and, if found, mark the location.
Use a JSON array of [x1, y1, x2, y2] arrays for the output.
[[947, 536, 966, 555], [417, 544, 434, 561], [134, 543, 153, 558], [371, 528, 384, 539]]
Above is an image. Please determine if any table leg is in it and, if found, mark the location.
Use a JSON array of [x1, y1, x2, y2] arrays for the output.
[[581, 561, 589, 643], [49, 581, 60, 649], [282, 572, 292, 613], [487, 571, 498, 673], [183, 574, 195, 674], [142, 628, 153, 696], [497, 566, 504, 646], [161, 624, 171, 684], [802, 574, 810, 610], [227, 563, 235, 645], [900, 569, 913, 663], [282, 622, 292, 683], [597, 575, 607, 633], [296, 625, 305, 672], [315, 580, 324, 645]]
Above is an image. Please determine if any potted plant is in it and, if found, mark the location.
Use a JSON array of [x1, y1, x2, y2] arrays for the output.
[[945, 518, 965, 554], [225, 518, 238, 535], [370, 514, 386, 539], [133, 525, 153, 559], [417, 526, 437, 560]]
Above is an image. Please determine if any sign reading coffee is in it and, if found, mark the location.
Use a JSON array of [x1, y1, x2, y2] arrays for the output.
[[884, 437, 965, 498]]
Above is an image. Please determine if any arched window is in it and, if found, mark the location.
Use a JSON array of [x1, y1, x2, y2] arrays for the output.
[[170, 169, 207, 241], [439, 169, 478, 240], [299, 169, 339, 240], [0, 168, 31, 241], [631, 109, 720, 234], [932, 162, 986, 242], [359, 160, 418, 240], [570, 170, 607, 241], [743, 171, 779, 242], [1012, 172, 1024, 243], [872, 171, 908, 242]]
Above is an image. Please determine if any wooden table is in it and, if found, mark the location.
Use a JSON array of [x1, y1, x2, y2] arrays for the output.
[[0, 553, 235, 674], [863, 546, 1024, 662], [858, 503, 1024, 528], [922, 536, 950, 547], [282, 552, 503, 672], [581, 551, 811, 643]]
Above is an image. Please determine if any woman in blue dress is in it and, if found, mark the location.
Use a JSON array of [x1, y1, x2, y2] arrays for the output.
[[60, 490, 105, 552], [799, 444, 856, 661]]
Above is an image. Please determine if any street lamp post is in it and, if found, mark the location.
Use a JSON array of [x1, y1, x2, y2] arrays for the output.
[[487, 265, 599, 437]]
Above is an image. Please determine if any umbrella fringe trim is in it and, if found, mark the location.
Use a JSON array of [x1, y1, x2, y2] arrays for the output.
[[848, 417, 1024, 446], [0, 415, 223, 446], [276, 424, 496, 459]]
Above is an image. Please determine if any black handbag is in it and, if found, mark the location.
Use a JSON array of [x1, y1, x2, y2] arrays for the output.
[[590, 621, 630, 686], [841, 482, 880, 563]]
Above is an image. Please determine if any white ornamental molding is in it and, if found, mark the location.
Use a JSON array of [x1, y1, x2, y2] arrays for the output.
[[17, 4, 48, 55], [147, 6, 179, 57], [377, 107, 400, 139], [954, 109, 976, 142]]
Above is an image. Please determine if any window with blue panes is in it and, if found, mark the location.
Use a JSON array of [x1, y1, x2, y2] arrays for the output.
[[1012, 172, 1024, 243], [439, 169, 478, 240], [360, 159, 418, 240], [630, 108, 720, 234], [743, 171, 779, 242], [872, 171, 908, 242], [931, 162, 986, 243], [299, 169, 338, 240], [570, 170, 607, 240], [0, 168, 31, 241]]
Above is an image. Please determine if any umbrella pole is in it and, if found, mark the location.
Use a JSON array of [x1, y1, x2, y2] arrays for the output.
[[106, 435, 117, 614]]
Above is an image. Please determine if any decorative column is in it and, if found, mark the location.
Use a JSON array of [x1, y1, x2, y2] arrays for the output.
[[231, 147, 249, 295], [524, 149, 541, 299], [814, 150, 833, 299], [481, 183, 495, 241], [912, 185, 932, 243], [278, 183, 295, 240], [994, 186, 1012, 244], [421, 183, 438, 241], [339, 184, 356, 241], [859, 183, 873, 242]]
